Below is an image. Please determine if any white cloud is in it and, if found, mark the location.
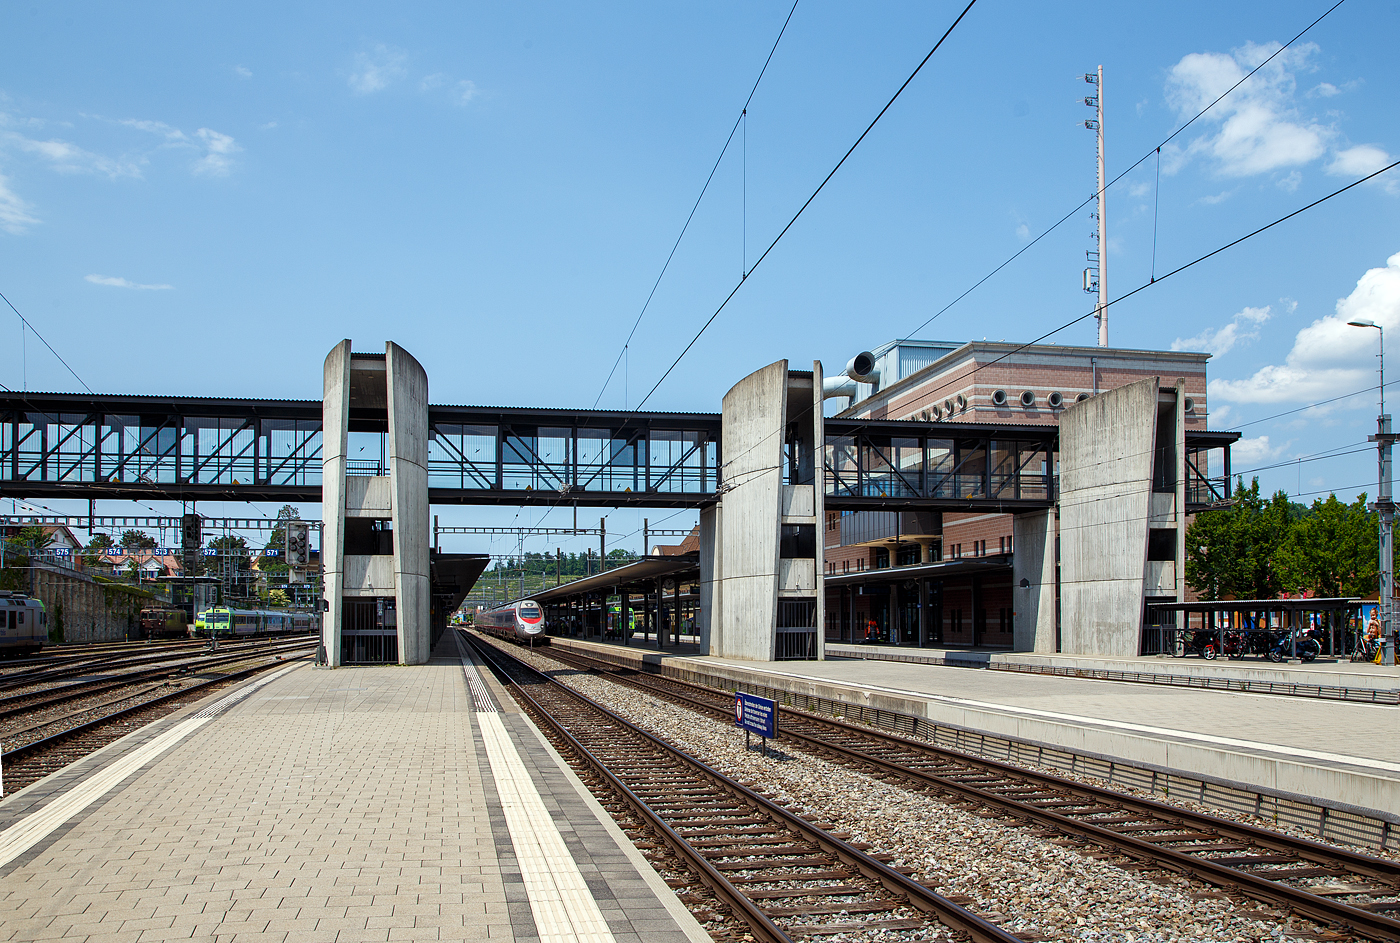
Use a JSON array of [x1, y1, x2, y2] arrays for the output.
[[1328, 144, 1390, 176], [1172, 304, 1271, 357], [419, 73, 480, 106], [0, 170, 39, 233], [1232, 435, 1286, 466], [1277, 170, 1302, 192], [1210, 251, 1400, 403], [349, 45, 407, 94], [260, 121, 277, 131], [1015, 223, 1029, 239], [1198, 189, 1233, 205], [1326, 143, 1398, 194], [192, 128, 239, 176], [234, 65, 253, 80], [119, 118, 187, 143], [1163, 41, 1329, 178], [1309, 82, 1340, 98], [4, 131, 141, 178], [85, 274, 174, 290]]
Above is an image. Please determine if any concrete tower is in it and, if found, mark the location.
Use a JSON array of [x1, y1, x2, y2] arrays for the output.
[[322, 340, 431, 666]]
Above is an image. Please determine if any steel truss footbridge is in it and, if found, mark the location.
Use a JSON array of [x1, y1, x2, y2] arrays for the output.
[[0, 392, 1236, 513]]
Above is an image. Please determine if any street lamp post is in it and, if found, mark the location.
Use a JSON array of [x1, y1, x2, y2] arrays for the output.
[[1349, 318, 1395, 664]]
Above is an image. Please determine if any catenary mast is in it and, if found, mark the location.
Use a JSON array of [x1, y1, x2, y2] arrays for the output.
[[1084, 66, 1107, 347]]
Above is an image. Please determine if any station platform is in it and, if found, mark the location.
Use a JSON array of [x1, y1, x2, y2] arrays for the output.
[[546, 636, 1400, 852], [825, 642, 1400, 703], [0, 635, 710, 943]]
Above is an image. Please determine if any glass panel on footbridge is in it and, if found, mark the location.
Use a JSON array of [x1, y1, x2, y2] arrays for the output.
[[576, 429, 639, 493], [429, 424, 497, 489], [184, 417, 256, 485], [926, 439, 954, 499], [858, 437, 921, 498], [648, 430, 709, 493], [263, 419, 322, 487], [825, 436, 859, 500]]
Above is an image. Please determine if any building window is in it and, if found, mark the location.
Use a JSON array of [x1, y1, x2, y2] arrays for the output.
[[874, 548, 890, 569], [897, 545, 921, 567], [780, 524, 816, 558]]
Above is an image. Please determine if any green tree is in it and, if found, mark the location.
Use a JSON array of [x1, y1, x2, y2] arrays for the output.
[[1276, 493, 1379, 599], [13, 526, 55, 552], [1184, 478, 1298, 600], [120, 529, 157, 550], [83, 532, 114, 568]]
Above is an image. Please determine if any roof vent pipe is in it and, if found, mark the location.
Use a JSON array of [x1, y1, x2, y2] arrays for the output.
[[821, 350, 880, 399]]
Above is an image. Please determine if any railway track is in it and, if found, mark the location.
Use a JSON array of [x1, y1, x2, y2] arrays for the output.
[[526, 641, 1400, 942], [0, 637, 299, 693], [466, 634, 1027, 943], [0, 639, 314, 722], [1, 645, 313, 793]]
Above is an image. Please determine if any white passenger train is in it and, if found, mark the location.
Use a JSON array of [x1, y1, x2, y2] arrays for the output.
[[474, 599, 548, 644]]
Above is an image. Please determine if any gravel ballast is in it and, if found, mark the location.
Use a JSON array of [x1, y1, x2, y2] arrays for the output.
[[492, 641, 1302, 943]]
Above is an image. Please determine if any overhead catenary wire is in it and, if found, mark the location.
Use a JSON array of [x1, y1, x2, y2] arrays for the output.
[[0, 289, 93, 393], [903, 0, 1349, 338], [716, 158, 1399, 487], [592, 0, 802, 409], [634, 0, 979, 412], [1232, 378, 1400, 429], [901, 158, 1400, 410]]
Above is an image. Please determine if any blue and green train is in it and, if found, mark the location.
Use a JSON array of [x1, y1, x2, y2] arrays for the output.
[[193, 607, 317, 639]]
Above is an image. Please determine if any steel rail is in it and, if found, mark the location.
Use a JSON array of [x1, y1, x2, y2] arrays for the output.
[[468, 633, 1026, 943], [0, 638, 298, 693], [2, 647, 313, 767], [0, 639, 315, 720], [543, 647, 1400, 941]]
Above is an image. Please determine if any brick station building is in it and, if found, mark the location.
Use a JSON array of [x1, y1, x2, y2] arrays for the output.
[[821, 338, 1213, 651]]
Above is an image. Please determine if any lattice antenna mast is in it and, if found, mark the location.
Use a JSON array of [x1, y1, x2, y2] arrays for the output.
[[1082, 65, 1107, 347]]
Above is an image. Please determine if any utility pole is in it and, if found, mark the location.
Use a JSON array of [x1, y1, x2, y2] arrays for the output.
[[643, 518, 649, 559], [1351, 318, 1395, 662], [600, 517, 606, 573], [1083, 65, 1107, 347]]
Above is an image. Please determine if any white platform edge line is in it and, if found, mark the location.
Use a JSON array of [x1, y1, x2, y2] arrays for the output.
[[476, 712, 616, 942], [0, 717, 211, 869], [719, 663, 1400, 775]]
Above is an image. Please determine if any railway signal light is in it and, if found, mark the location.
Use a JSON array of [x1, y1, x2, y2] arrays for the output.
[[285, 521, 310, 583], [182, 514, 202, 551]]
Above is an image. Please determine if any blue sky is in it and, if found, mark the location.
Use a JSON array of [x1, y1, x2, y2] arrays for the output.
[[1, 1, 1397, 557]]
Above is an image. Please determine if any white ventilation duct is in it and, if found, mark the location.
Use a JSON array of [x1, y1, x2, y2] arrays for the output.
[[1019, 390, 1036, 407], [1047, 391, 1064, 408], [821, 351, 880, 399], [991, 389, 1008, 407]]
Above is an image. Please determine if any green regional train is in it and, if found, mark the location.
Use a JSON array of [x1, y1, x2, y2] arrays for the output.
[[193, 607, 318, 639]]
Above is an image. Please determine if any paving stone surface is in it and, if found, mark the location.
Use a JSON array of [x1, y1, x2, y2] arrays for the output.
[[0, 636, 706, 943]]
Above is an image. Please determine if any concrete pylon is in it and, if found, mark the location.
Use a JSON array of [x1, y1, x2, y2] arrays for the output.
[[322, 340, 431, 666]]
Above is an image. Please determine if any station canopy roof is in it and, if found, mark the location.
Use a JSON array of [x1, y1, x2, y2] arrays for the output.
[[531, 552, 699, 605]]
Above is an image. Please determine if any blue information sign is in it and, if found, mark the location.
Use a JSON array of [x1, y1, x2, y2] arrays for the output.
[[734, 691, 778, 739]]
